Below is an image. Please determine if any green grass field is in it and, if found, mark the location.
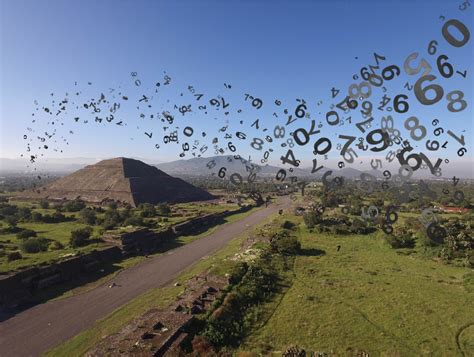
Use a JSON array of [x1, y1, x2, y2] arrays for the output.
[[0, 220, 104, 272], [0, 199, 244, 273], [241, 216, 474, 356]]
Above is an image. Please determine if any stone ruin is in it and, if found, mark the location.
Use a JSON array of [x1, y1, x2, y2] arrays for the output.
[[20, 157, 214, 207], [87, 274, 227, 356]]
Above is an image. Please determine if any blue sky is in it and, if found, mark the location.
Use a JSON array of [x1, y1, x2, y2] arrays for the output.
[[1, 0, 472, 175]]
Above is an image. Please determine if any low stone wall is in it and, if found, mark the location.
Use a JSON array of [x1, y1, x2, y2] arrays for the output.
[[172, 205, 252, 235], [0, 246, 122, 307], [0, 205, 253, 307], [103, 227, 177, 256]]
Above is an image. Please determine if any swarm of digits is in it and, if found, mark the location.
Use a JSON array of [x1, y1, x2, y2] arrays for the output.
[[23, 10, 471, 244]]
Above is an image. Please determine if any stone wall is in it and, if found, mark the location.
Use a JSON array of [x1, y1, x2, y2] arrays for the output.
[[0, 246, 121, 307], [172, 205, 252, 235], [0, 205, 253, 307]]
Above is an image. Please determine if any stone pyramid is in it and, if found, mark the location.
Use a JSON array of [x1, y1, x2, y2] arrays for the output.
[[24, 157, 214, 206]]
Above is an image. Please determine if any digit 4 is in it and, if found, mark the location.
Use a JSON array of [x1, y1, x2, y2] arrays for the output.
[[280, 149, 300, 167]]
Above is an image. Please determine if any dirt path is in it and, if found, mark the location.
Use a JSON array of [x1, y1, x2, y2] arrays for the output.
[[0, 197, 290, 357]]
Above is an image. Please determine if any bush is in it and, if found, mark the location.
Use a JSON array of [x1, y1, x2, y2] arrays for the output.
[[228, 262, 249, 285], [102, 209, 122, 230], [281, 220, 296, 230], [39, 199, 49, 209], [123, 215, 145, 226], [17, 207, 32, 221], [79, 208, 96, 225], [106, 201, 118, 210], [70, 227, 93, 247], [0, 203, 18, 216], [20, 238, 48, 253], [5, 215, 18, 228], [32, 211, 43, 222], [270, 232, 300, 255], [120, 206, 132, 221], [49, 240, 64, 250], [303, 211, 322, 228], [384, 227, 416, 249], [156, 203, 171, 216], [42, 211, 68, 223], [139, 203, 156, 218], [64, 199, 86, 212], [7, 251, 22, 261], [16, 229, 37, 240]]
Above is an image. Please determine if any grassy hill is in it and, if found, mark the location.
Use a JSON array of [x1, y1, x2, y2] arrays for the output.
[[240, 216, 474, 355]]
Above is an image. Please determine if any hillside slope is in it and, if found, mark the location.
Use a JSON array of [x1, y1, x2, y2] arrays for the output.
[[241, 218, 474, 355]]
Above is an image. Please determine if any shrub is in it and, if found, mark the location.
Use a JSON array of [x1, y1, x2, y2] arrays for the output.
[[156, 203, 171, 216], [102, 209, 122, 230], [39, 199, 49, 209], [79, 208, 96, 225], [303, 211, 322, 228], [281, 220, 296, 230], [0, 203, 18, 216], [16, 229, 37, 240], [17, 207, 32, 221], [120, 206, 132, 220], [20, 238, 48, 253], [70, 227, 93, 247], [270, 232, 300, 255], [139, 203, 156, 218], [42, 211, 68, 223], [32, 211, 43, 222], [123, 215, 144, 226], [7, 251, 22, 261], [349, 218, 369, 234], [228, 262, 248, 285], [49, 240, 64, 250], [107, 201, 118, 210], [64, 199, 86, 212], [5, 215, 18, 228], [384, 227, 416, 248]]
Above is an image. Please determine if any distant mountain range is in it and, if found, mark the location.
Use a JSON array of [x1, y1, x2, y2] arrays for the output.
[[0, 157, 163, 173], [1, 155, 471, 179], [156, 156, 384, 179]]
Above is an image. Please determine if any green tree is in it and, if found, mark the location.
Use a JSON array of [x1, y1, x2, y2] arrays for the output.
[[16, 229, 37, 240], [70, 227, 93, 247], [20, 238, 48, 253], [39, 199, 49, 209], [139, 203, 156, 217], [79, 208, 96, 225], [64, 199, 86, 212], [5, 215, 18, 228], [156, 202, 171, 216]]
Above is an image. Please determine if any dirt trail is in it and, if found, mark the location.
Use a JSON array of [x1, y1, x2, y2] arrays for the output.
[[0, 197, 290, 357]]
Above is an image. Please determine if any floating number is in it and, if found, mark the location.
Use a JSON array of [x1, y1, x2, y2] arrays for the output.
[[442, 19, 470, 48], [446, 90, 467, 112], [404, 116, 427, 141]]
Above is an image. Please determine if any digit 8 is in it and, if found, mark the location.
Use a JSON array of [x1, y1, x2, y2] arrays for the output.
[[404, 116, 427, 141], [274, 125, 285, 139], [386, 150, 396, 162], [287, 138, 295, 148], [349, 81, 372, 99], [250, 138, 264, 150], [380, 116, 394, 132], [446, 90, 467, 112]]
